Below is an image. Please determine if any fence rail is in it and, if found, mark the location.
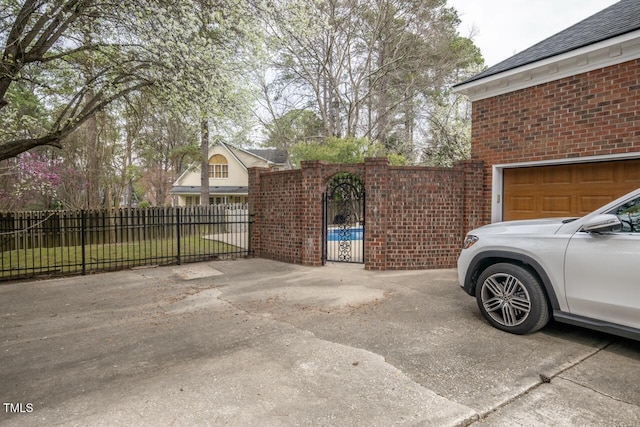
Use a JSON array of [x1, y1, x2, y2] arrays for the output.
[[0, 204, 252, 282]]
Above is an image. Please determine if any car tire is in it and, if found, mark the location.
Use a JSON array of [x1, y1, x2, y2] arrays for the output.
[[475, 263, 550, 335]]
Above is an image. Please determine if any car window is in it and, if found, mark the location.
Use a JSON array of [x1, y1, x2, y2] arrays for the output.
[[608, 196, 640, 233]]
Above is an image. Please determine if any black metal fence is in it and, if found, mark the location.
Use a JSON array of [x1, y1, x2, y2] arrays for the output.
[[0, 204, 252, 282]]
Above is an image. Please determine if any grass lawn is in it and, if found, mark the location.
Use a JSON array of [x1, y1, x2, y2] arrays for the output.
[[1, 236, 242, 280]]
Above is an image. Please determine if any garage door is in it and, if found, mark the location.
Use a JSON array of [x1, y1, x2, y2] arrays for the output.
[[503, 159, 640, 221]]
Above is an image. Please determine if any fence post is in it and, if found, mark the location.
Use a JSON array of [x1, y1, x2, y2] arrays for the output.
[[81, 210, 86, 275], [176, 208, 181, 265], [247, 213, 253, 256]]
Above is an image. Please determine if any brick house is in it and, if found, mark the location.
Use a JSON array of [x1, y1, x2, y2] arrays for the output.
[[453, 0, 640, 224]]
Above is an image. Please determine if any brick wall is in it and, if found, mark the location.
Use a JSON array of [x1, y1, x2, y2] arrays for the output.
[[248, 167, 305, 264], [472, 59, 640, 222], [249, 159, 483, 270], [385, 166, 464, 269]]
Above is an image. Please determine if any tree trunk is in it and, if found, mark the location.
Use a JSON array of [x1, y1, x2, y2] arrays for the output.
[[403, 86, 415, 161], [126, 136, 134, 207], [85, 106, 101, 209], [375, 4, 391, 146], [200, 118, 209, 205]]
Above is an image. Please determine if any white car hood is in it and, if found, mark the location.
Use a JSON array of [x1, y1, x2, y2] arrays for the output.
[[471, 218, 572, 236]]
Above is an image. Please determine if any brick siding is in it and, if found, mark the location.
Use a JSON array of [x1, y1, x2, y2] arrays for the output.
[[248, 167, 306, 265], [472, 59, 640, 222], [249, 159, 483, 270]]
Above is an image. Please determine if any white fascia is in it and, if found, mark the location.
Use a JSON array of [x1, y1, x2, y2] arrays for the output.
[[455, 30, 640, 102]]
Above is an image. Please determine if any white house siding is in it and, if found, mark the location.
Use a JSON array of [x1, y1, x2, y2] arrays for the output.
[[170, 143, 286, 206]]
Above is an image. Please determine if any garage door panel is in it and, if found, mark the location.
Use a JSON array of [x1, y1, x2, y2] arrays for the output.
[[503, 159, 640, 220], [578, 163, 615, 184], [508, 196, 536, 216], [510, 168, 537, 185], [623, 163, 640, 181], [542, 167, 572, 184], [577, 195, 612, 215], [541, 196, 572, 215]]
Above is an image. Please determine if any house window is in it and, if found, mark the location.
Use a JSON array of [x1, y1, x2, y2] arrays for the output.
[[185, 196, 199, 206], [208, 154, 229, 178], [230, 196, 247, 204], [209, 196, 227, 205]]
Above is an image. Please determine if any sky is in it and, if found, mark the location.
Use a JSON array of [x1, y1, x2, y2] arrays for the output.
[[448, 0, 620, 67]]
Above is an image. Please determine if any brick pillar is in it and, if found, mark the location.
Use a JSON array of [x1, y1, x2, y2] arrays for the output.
[[300, 160, 325, 266], [364, 157, 389, 270], [457, 160, 485, 235], [248, 167, 269, 257]]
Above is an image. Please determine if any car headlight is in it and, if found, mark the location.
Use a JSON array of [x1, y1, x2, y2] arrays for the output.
[[463, 235, 479, 249]]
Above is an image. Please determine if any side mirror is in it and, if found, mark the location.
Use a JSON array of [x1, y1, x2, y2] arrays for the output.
[[583, 214, 622, 233]]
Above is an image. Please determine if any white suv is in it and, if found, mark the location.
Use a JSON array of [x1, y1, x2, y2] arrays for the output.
[[458, 188, 640, 339]]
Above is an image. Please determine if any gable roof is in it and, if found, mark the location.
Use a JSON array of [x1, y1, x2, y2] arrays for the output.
[[245, 148, 288, 164], [171, 142, 288, 186], [455, 0, 640, 87]]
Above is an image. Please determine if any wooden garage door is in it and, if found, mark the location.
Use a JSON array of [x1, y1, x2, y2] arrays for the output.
[[503, 159, 640, 221]]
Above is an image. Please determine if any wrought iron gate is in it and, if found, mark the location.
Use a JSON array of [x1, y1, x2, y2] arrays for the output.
[[322, 173, 365, 264]]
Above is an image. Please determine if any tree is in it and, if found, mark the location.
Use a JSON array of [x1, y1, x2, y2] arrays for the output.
[[0, 0, 262, 161], [262, 0, 483, 162], [1, 1, 143, 159], [0, 149, 70, 210], [421, 91, 471, 166], [126, 94, 200, 207], [0, 0, 265, 209], [263, 109, 323, 151], [289, 136, 405, 168], [200, 117, 210, 206]]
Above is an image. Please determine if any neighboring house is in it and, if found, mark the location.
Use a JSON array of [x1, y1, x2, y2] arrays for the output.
[[453, 0, 640, 223], [170, 142, 288, 206]]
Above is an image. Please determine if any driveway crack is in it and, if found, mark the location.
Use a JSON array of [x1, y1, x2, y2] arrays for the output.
[[463, 339, 615, 425], [558, 375, 639, 407]]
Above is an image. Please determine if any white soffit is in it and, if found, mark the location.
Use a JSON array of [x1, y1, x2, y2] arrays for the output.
[[455, 30, 640, 101]]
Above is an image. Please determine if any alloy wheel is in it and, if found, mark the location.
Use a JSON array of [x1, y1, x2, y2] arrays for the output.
[[480, 273, 532, 327]]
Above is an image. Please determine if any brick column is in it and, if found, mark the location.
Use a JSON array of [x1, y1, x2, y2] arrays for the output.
[[300, 160, 325, 266], [457, 160, 485, 235], [248, 166, 269, 257], [364, 157, 389, 270]]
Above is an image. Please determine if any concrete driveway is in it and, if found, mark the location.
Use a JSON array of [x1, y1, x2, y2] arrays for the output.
[[1, 258, 639, 426]]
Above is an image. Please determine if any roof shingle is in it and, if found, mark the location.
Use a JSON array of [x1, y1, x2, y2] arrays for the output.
[[455, 0, 640, 86], [246, 148, 288, 164]]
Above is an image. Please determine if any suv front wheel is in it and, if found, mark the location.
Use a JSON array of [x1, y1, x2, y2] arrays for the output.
[[475, 263, 550, 334]]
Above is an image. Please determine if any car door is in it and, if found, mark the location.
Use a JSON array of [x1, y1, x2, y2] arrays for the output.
[[564, 195, 640, 329]]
